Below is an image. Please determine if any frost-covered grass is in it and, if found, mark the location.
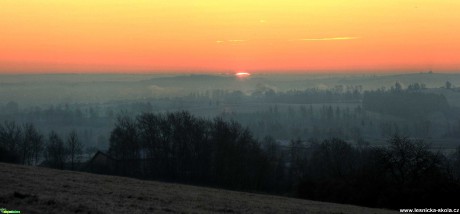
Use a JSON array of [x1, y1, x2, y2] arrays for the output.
[[0, 163, 395, 214]]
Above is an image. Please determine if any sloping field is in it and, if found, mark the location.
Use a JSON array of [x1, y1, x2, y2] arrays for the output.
[[0, 163, 395, 214]]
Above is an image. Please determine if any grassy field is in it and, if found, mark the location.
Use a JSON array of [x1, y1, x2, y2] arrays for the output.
[[0, 163, 396, 214]]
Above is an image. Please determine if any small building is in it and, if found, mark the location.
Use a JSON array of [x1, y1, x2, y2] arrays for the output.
[[85, 151, 118, 175]]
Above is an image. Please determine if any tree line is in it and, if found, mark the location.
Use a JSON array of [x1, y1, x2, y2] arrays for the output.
[[363, 83, 450, 119], [108, 111, 267, 190], [2, 112, 460, 209], [0, 121, 83, 170], [106, 111, 460, 209], [289, 136, 460, 208]]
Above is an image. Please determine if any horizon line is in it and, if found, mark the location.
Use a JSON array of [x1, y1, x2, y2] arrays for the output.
[[0, 70, 455, 76]]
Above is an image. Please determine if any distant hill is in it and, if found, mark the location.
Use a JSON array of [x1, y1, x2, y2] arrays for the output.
[[337, 72, 460, 90], [139, 74, 248, 90], [2, 72, 459, 106], [0, 163, 395, 214]]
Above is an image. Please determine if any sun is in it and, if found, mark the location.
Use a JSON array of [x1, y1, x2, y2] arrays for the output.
[[235, 71, 251, 79]]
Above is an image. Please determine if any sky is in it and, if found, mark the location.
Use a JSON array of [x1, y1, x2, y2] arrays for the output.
[[1, 0, 460, 73]]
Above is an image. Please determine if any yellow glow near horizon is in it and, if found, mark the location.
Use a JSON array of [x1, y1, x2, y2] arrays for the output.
[[1, 0, 460, 73], [235, 72, 251, 79]]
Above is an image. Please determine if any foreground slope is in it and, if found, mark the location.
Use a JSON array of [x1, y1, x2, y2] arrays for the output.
[[0, 163, 395, 214]]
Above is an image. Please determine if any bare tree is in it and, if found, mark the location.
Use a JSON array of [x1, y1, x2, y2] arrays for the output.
[[109, 115, 140, 176], [22, 123, 43, 165], [45, 131, 66, 169], [0, 121, 22, 163], [67, 130, 82, 170]]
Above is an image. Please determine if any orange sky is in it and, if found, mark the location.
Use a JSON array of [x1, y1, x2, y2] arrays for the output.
[[1, 0, 460, 73]]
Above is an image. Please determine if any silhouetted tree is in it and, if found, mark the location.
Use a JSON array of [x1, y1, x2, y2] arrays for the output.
[[446, 81, 452, 89], [67, 130, 82, 170], [109, 114, 140, 176], [379, 135, 455, 208], [261, 136, 286, 192], [45, 131, 66, 169], [0, 121, 22, 163], [393, 82, 402, 92], [22, 123, 43, 165]]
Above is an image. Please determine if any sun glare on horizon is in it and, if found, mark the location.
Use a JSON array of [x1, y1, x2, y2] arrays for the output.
[[235, 72, 251, 79]]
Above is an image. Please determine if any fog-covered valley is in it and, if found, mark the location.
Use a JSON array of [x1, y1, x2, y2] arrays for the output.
[[1, 72, 460, 151], [2, 72, 460, 209]]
